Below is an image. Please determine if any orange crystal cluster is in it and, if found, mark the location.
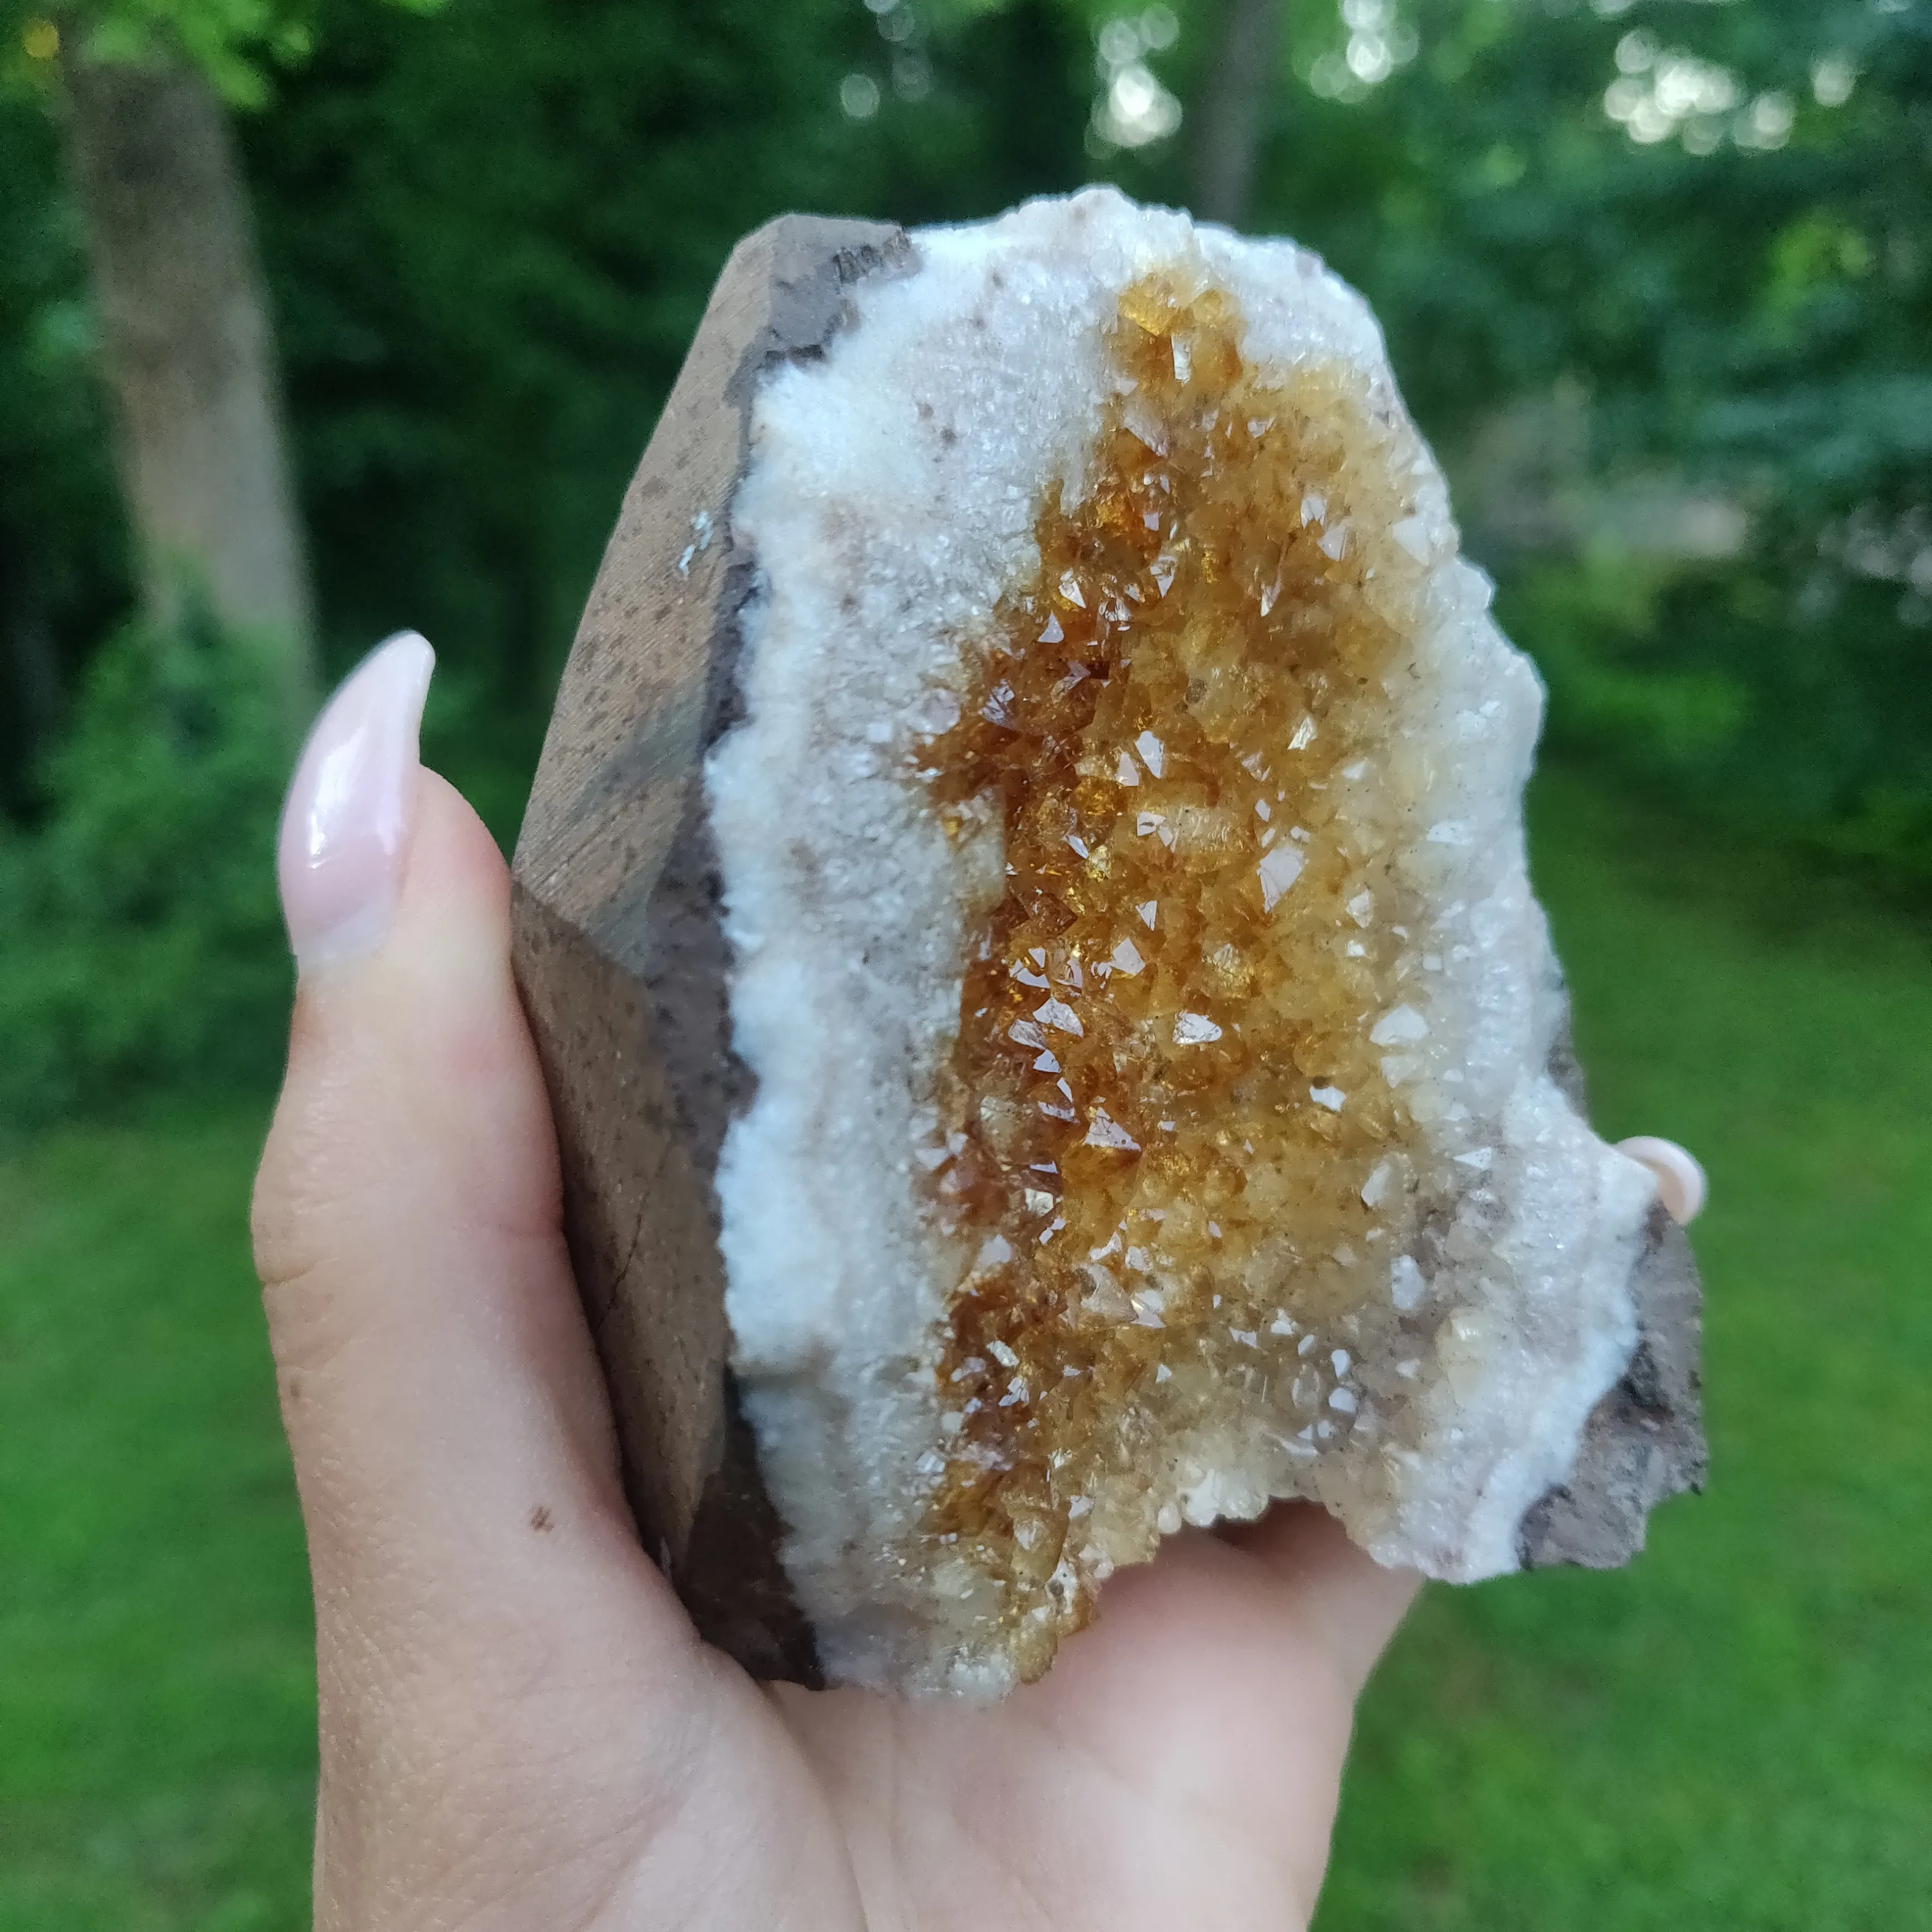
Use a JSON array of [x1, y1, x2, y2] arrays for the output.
[[914, 272, 1439, 1680]]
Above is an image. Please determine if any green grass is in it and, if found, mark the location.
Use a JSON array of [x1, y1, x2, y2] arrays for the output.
[[2, 766, 1929, 1930], [0, 1106, 311, 1932]]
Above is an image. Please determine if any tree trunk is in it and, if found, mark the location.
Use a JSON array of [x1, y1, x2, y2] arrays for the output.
[[59, 51, 318, 730], [1188, 0, 1288, 230]]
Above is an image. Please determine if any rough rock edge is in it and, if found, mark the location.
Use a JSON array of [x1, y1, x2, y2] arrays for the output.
[[1516, 1020, 1708, 1568], [648, 224, 916, 1680], [512, 215, 911, 1687]]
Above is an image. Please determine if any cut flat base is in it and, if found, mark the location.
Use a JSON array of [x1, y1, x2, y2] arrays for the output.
[[512, 191, 1706, 1699]]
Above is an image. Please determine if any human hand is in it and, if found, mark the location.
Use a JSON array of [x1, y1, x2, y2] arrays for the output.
[[253, 634, 1699, 1932]]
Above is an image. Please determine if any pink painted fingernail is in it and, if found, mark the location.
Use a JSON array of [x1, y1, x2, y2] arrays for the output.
[[1616, 1136, 1708, 1227], [277, 631, 435, 973]]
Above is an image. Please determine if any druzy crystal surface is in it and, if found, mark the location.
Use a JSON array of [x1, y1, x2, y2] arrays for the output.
[[709, 191, 1660, 1696], [918, 272, 1478, 1679]]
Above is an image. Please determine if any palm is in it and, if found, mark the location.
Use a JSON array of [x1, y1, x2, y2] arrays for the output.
[[339, 1478, 1404, 1932], [776, 1524, 1377, 1931]]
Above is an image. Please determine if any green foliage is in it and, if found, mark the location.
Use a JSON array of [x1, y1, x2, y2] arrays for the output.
[[75, 0, 323, 105], [243, 0, 870, 704], [1499, 548, 1932, 894], [0, 618, 291, 1130], [1508, 558, 1750, 773], [0, 75, 126, 813], [1235, 0, 1932, 900], [239, 0, 1087, 721], [0, 0, 446, 104]]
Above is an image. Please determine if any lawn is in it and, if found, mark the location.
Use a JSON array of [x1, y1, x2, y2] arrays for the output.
[[0, 1105, 309, 1931], [2, 766, 1928, 1930]]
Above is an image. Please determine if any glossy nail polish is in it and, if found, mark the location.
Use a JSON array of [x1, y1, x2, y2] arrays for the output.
[[1616, 1135, 1708, 1227], [277, 631, 435, 972]]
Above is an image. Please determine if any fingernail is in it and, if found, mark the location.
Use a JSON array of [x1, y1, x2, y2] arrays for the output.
[[1616, 1136, 1708, 1227], [277, 632, 435, 973]]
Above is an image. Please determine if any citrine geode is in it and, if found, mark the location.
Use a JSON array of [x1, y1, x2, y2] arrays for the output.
[[512, 191, 1706, 1698]]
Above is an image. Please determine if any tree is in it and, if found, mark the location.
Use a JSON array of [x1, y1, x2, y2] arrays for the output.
[[1188, 0, 1286, 227], [6, 0, 439, 736], [58, 41, 318, 726]]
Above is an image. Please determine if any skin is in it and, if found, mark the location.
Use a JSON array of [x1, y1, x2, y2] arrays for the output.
[[253, 773, 1427, 1932]]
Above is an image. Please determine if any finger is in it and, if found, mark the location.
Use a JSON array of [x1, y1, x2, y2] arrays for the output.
[[1615, 1135, 1707, 1224], [252, 636, 685, 1656], [1217, 1501, 1422, 1697]]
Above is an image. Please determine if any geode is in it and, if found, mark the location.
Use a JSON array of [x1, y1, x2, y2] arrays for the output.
[[511, 190, 1705, 1699]]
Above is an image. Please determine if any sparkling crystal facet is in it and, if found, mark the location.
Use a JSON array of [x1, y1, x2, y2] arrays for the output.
[[912, 275, 1439, 1680]]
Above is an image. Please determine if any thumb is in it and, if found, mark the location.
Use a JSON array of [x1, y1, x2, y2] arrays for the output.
[[253, 633, 689, 1679]]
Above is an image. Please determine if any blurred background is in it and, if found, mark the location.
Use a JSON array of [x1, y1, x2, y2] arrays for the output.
[[1, 0, 1926, 1924]]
